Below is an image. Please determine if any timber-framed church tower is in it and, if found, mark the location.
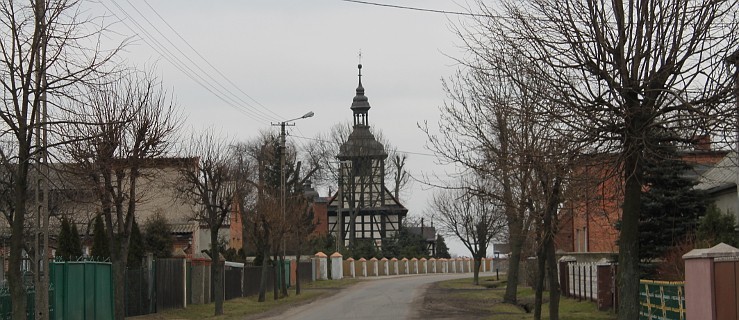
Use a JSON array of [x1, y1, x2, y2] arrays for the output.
[[327, 64, 408, 250]]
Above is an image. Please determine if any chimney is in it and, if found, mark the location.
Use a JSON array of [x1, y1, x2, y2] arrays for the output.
[[692, 135, 711, 152]]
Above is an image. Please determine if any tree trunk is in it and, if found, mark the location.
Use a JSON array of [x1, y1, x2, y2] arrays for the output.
[[272, 251, 279, 300], [533, 237, 546, 320], [258, 244, 270, 302], [546, 233, 560, 320], [8, 210, 25, 320], [112, 261, 126, 320], [9, 145, 30, 320], [473, 256, 481, 286], [280, 256, 288, 297], [617, 102, 645, 320], [503, 218, 525, 303], [618, 155, 642, 320], [109, 235, 129, 320], [295, 253, 302, 295], [211, 229, 223, 315]]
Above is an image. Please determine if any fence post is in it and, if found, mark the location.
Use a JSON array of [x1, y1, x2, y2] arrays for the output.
[[345, 258, 355, 278], [684, 243, 739, 320], [596, 258, 614, 311], [330, 252, 343, 280], [358, 258, 367, 277], [391, 258, 399, 275], [314, 252, 328, 280], [369, 258, 379, 277], [380, 258, 389, 276], [558, 256, 574, 298]]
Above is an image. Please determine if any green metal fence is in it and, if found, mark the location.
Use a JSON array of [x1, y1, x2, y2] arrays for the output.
[[0, 273, 54, 320], [639, 280, 685, 320], [50, 260, 113, 320]]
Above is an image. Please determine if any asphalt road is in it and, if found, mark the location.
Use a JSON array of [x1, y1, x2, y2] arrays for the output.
[[259, 273, 474, 320]]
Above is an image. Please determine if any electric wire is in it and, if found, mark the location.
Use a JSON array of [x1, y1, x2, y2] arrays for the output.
[[338, 0, 511, 18], [122, 0, 271, 120], [141, 0, 284, 121], [98, 0, 277, 123], [339, 0, 737, 25]]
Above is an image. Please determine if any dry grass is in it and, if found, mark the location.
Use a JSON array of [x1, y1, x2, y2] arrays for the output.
[[128, 279, 362, 320]]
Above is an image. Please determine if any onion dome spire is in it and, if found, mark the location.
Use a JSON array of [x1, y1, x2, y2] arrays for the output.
[[350, 64, 370, 126]]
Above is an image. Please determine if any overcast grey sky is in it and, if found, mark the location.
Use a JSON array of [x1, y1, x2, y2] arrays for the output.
[[91, 0, 479, 256]]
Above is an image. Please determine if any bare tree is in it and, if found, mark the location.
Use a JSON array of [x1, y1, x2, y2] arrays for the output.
[[60, 71, 179, 320], [422, 68, 539, 303], [238, 136, 277, 302], [0, 0, 123, 317], [233, 133, 284, 302], [431, 177, 506, 285], [177, 130, 242, 315], [458, 0, 739, 317]]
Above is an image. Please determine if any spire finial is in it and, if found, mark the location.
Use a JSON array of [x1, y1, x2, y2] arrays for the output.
[[358, 63, 363, 86]]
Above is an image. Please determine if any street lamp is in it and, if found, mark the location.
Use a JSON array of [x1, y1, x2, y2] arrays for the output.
[[273, 111, 314, 256], [272, 111, 313, 297]]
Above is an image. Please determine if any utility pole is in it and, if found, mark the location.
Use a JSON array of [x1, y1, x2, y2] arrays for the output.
[[271, 111, 314, 297], [34, 0, 50, 317]]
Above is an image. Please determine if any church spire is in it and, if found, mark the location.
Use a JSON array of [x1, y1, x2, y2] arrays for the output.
[[350, 64, 370, 127]]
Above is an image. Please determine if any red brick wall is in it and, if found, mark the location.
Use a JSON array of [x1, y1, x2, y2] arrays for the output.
[[558, 150, 727, 254], [229, 198, 243, 250], [312, 201, 328, 235]]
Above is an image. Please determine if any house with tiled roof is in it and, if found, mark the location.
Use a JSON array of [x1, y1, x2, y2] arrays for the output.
[[695, 152, 739, 222]]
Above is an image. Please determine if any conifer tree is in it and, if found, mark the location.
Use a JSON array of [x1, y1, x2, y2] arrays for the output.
[[69, 222, 83, 259], [435, 235, 451, 259], [56, 218, 72, 260], [91, 215, 110, 259], [639, 145, 707, 264], [143, 212, 173, 258], [128, 218, 145, 268]]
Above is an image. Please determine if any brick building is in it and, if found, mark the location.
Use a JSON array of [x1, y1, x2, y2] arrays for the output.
[[556, 139, 727, 253]]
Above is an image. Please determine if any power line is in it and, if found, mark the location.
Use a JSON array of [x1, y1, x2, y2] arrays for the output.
[[98, 0, 278, 124], [119, 0, 277, 123], [339, 0, 737, 26], [338, 0, 491, 18], [141, 0, 284, 121]]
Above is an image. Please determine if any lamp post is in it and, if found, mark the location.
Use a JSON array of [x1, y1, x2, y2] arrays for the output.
[[272, 111, 313, 297], [273, 111, 314, 256]]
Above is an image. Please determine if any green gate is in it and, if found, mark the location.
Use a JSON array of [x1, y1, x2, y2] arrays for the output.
[[50, 260, 113, 320]]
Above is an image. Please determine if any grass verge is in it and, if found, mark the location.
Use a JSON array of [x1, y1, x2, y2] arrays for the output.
[[440, 276, 615, 320], [129, 279, 362, 320]]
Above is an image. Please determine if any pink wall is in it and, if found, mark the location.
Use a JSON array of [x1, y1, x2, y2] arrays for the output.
[[685, 258, 715, 320]]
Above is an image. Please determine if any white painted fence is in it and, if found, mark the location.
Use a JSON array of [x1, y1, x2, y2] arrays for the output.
[[566, 262, 598, 301]]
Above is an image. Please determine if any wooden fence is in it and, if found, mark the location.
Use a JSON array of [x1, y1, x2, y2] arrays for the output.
[[156, 258, 186, 311]]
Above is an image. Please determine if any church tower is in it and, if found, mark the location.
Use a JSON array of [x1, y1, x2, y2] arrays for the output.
[[328, 64, 408, 250]]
